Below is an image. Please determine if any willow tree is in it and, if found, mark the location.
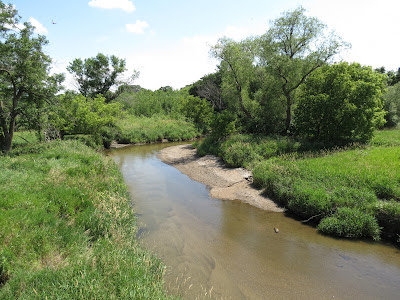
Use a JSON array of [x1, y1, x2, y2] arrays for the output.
[[211, 37, 259, 120], [259, 7, 349, 133], [0, 2, 54, 152]]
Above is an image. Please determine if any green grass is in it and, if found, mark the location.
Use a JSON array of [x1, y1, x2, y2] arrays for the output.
[[0, 140, 173, 299], [196, 130, 400, 242], [116, 115, 201, 144], [12, 131, 40, 148], [371, 128, 400, 146]]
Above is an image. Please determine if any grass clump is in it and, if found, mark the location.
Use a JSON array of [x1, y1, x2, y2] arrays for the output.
[[0, 140, 173, 299], [317, 208, 381, 240]]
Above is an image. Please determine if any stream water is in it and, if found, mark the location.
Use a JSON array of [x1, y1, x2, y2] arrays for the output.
[[108, 143, 400, 299]]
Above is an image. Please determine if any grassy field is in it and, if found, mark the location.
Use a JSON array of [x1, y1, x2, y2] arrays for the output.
[[116, 115, 202, 144], [196, 129, 400, 242], [0, 139, 173, 299]]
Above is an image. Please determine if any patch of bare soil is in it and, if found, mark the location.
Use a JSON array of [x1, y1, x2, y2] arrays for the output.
[[157, 144, 284, 212]]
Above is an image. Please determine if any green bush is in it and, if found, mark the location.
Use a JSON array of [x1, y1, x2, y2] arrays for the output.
[[318, 208, 381, 240], [210, 111, 237, 139], [295, 63, 386, 145]]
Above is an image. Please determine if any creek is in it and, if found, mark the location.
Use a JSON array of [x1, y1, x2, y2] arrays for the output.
[[108, 143, 400, 299]]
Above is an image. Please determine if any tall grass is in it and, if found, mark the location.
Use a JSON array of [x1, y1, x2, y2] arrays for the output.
[[0, 140, 173, 298], [116, 115, 201, 144]]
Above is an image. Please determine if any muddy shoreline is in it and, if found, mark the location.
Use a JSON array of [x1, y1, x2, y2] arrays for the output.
[[157, 144, 284, 212]]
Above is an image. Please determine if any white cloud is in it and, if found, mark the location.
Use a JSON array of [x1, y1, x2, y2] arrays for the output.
[[88, 0, 136, 13], [126, 20, 149, 34], [125, 24, 266, 90], [29, 17, 48, 34]]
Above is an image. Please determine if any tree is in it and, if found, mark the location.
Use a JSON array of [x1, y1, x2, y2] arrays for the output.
[[211, 38, 258, 120], [17, 73, 65, 141], [0, 4, 56, 151], [382, 82, 400, 127], [258, 7, 349, 133], [67, 53, 137, 102], [182, 95, 213, 133], [294, 63, 386, 145], [189, 71, 225, 111], [375, 67, 400, 86]]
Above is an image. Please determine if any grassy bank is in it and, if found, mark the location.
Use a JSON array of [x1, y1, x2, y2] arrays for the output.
[[0, 140, 172, 298], [115, 115, 201, 144], [196, 130, 400, 242]]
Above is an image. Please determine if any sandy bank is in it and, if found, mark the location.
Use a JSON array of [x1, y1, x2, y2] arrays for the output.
[[157, 144, 284, 212]]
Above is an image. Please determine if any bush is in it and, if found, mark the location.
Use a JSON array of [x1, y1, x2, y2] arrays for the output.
[[210, 111, 237, 139], [295, 63, 387, 145], [318, 208, 381, 240], [183, 95, 213, 133]]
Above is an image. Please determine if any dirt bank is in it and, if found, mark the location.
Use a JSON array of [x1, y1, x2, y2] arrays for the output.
[[157, 144, 284, 212]]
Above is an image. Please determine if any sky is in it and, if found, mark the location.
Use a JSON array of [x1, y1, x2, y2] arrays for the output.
[[9, 0, 400, 91]]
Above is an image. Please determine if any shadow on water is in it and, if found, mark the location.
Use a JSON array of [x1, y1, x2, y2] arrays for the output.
[[108, 143, 400, 299]]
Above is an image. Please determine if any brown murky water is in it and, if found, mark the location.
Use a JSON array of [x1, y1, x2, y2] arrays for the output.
[[109, 143, 400, 299]]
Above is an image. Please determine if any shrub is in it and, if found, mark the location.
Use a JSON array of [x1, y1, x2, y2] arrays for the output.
[[210, 111, 237, 139], [318, 207, 381, 240], [295, 63, 387, 145]]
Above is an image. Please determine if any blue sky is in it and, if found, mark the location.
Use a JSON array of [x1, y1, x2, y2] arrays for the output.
[[9, 0, 400, 90]]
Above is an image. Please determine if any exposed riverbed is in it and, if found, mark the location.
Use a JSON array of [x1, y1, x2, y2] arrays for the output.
[[108, 143, 400, 299]]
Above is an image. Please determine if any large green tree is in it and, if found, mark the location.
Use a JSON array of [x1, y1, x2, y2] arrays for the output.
[[67, 53, 137, 102], [294, 63, 386, 145], [258, 7, 349, 133], [211, 38, 258, 120], [0, 3, 56, 151]]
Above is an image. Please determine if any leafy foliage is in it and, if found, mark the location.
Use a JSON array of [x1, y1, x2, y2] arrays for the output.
[[0, 6, 61, 151], [67, 53, 137, 102], [258, 6, 349, 133], [182, 95, 213, 132], [295, 63, 386, 145], [49, 93, 122, 147], [382, 82, 400, 128]]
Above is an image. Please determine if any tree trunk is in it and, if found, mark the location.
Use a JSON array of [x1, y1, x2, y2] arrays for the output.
[[284, 94, 292, 134], [4, 132, 13, 152]]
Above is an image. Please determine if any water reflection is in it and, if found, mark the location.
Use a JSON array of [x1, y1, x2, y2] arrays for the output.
[[109, 143, 400, 299]]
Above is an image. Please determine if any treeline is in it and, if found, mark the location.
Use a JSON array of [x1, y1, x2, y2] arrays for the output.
[[189, 7, 400, 146]]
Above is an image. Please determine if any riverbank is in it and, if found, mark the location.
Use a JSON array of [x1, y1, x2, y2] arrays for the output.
[[0, 140, 171, 299], [194, 131, 400, 242], [157, 144, 284, 212]]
